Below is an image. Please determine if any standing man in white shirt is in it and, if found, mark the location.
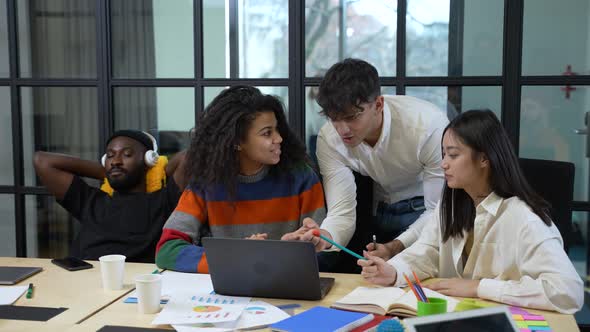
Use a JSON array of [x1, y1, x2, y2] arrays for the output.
[[283, 59, 448, 264]]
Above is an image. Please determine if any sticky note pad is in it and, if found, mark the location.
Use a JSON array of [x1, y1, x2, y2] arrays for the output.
[[522, 314, 545, 321], [513, 314, 524, 321], [525, 321, 549, 326], [517, 321, 528, 328]]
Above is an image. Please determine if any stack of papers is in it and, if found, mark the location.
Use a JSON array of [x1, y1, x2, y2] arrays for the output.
[[152, 293, 251, 325], [172, 301, 290, 332], [127, 271, 290, 330]]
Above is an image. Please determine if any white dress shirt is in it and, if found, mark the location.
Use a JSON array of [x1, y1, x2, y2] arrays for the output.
[[389, 192, 584, 314], [317, 95, 448, 247]]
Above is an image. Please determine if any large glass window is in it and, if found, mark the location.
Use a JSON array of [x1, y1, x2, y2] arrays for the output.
[[522, 0, 590, 76], [17, 0, 97, 78], [520, 86, 589, 200], [461, 0, 503, 76], [239, 0, 288, 78], [305, 0, 397, 77], [111, 0, 194, 78], [520, 86, 590, 276], [21, 87, 99, 186], [406, 86, 502, 120], [203, 0, 228, 78], [0, 0, 9, 77], [406, 0, 449, 76], [204, 0, 288, 78], [26, 195, 75, 258], [203, 86, 289, 112], [0, 195, 15, 256], [113, 87, 195, 154], [0, 87, 13, 185]]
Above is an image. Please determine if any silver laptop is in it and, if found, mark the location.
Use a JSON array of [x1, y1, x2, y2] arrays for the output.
[[202, 237, 334, 301], [404, 306, 520, 332]]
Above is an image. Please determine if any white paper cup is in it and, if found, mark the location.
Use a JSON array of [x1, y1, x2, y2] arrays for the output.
[[99, 254, 126, 290], [135, 274, 162, 314]]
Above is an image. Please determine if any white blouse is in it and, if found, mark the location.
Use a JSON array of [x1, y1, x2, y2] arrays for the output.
[[389, 192, 583, 314]]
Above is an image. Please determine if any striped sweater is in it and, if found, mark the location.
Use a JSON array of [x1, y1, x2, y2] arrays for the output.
[[155, 164, 326, 273]]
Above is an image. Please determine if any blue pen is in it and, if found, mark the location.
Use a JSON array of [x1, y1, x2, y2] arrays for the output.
[[413, 282, 428, 302], [312, 230, 366, 260], [276, 303, 301, 310]]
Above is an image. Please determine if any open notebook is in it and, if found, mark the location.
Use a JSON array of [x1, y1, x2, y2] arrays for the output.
[[331, 286, 459, 317]]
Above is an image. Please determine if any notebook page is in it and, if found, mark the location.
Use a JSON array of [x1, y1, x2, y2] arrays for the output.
[[0, 286, 28, 305], [335, 286, 406, 311]]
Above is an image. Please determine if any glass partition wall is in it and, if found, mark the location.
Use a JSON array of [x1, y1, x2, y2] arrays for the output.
[[1, 1, 589, 282]]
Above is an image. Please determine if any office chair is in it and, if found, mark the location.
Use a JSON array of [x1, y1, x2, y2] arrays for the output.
[[519, 158, 575, 252]]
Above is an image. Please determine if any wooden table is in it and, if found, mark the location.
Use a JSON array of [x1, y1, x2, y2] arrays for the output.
[[0, 258, 580, 331], [0, 257, 155, 331], [74, 273, 580, 332]]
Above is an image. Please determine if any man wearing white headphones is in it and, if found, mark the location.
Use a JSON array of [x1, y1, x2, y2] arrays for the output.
[[33, 130, 188, 263]]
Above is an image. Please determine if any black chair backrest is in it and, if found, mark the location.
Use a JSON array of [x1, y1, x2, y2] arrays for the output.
[[519, 158, 575, 252]]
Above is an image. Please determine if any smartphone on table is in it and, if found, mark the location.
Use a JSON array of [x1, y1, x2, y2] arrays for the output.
[[51, 256, 93, 271]]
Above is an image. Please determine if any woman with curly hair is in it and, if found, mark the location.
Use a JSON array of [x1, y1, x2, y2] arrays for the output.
[[155, 86, 326, 273]]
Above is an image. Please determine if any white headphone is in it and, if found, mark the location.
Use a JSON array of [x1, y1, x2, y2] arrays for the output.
[[101, 131, 159, 168]]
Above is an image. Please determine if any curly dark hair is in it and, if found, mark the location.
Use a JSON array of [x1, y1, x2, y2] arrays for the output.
[[185, 85, 312, 199], [317, 58, 381, 119]]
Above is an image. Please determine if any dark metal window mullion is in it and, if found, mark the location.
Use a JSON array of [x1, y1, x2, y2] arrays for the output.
[[288, 0, 305, 140], [501, 0, 524, 154], [396, 0, 406, 95], [228, 0, 239, 79], [448, 0, 464, 113], [97, 0, 112, 159], [7, 0, 26, 257], [194, 0, 203, 117]]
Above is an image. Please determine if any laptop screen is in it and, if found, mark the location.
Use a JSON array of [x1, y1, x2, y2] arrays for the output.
[[412, 313, 517, 332], [202, 238, 334, 301], [405, 306, 519, 332]]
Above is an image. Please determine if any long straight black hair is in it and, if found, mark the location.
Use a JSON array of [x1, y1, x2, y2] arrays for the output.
[[440, 109, 551, 242]]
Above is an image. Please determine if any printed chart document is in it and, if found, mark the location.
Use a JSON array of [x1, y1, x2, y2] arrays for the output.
[[0, 286, 28, 305], [125, 271, 214, 304], [152, 293, 251, 325], [331, 286, 459, 317], [172, 301, 290, 332]]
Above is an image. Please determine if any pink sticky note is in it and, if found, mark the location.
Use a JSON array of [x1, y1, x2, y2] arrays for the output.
[[510, 307, 530, 314], [522, 314, 545, 321], [519, 329, 531, 332]]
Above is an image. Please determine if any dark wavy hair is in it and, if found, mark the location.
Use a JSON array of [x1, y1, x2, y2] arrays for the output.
[[440, 109, 551, 242], [185, 86, 311, 199], [317, 58, 381, 119]]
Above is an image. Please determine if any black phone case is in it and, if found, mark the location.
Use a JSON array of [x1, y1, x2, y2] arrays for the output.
[[51, 258, 93, 271]]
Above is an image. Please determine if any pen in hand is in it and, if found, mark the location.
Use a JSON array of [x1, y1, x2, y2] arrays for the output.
[[312, 229, 366, 260], [26, 283, 34, 299], [372, 234, 377, 250]]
